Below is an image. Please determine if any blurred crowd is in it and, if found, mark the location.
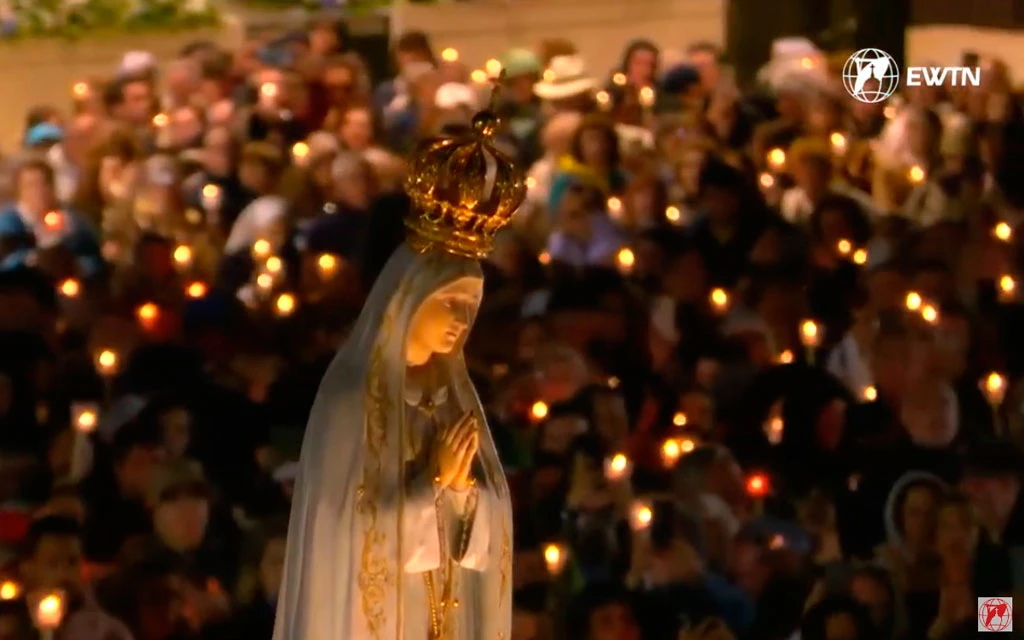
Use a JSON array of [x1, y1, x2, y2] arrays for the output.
[[1, 13, 1024, 640]]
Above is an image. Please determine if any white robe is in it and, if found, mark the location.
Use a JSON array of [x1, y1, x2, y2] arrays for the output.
[[273, 245, 513, 640]]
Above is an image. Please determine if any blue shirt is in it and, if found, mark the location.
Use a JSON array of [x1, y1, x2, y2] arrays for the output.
[[547, 212, 624, 268], [0, 206, 103, 275]]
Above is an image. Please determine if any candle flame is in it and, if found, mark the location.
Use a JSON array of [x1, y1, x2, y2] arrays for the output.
[[186, 282, 207, 298], [59, 279, 80, 297], [440, 47, 459, 62], [173, 244, 193, 266], [275, 293, 296, 316], [905, 291, 922, 311], [994, 222, 1013, 242], [0, 581, 19, 600], [530, 401, 549, 421], [96, 349, 117, 372]]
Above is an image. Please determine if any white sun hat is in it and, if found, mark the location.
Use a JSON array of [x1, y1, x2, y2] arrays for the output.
[[533, 55, 598, 100]]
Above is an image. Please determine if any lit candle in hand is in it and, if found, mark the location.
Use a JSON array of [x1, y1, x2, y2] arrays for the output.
[[543, 543, 567, 575], [998, 275, 1016, 303], [629, 500, 653, 531], [709, 288, 729, 315], [603, 453, 631, 481], [799, 319, 822, 364]]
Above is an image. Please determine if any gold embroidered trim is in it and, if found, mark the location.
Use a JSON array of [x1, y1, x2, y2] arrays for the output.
[[358, 312, 394, 639], [499, 515, 511, 606]]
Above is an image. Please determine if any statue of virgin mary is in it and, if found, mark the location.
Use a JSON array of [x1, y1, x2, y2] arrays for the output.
[[273, 102, 527, 640]]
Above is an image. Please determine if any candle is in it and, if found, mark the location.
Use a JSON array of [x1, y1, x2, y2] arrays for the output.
[[470, 69, 488, 84], [72, 82, 89, 98], [275, 293, 296, 316], [905, 291, 922, 311], [538, 251, 551, 266], [70, 401, 98, 480], [252, 239, 272, 260], [709, 288, 729, 314], [981, 372, 1006, 407], [982, 371, 1007, 436], [629, 500, 653, 530], [259, 82, 278, 108], [607, 197, 623, 221], [186, 282, 207, 299], [265, 256, 284, 274], [920, 304, 939, 325], [71, 402, 99, 433], [200, 184, 221, 214], [152, 113, 169, 128], [317, 253, 338, 279], [525, 176, 537, 191], [908, 165, 926, 183], [0, 580, 19, 600], [998, 275, 1016, 302], [679, 437, 696, 454], [852, 248, 868, 265], [291, 142, 310, 166], [616, 248, 635, 274], [58, 279, 80, 298], [638, 86, 656, 109], [800, 319, 822, 364], [43, 211, 63, 231], [862, 385, 878, 402], [172, 244, 193, 269], [836, 239, 852, 256], [136, 302, 159, 330], [830, 132, 847, 155], [664, 206, 681, 224], [256, 273, 274, 291], [759, 172, 775, 189], [764, 415, 784, 445], [543, 543, 567, 575], [661, 438, 682, 466], [485, 58, 503, 76], [607, 376, 620, 389], [30, 590, 65, 631], [612, 72, 626, 86], [672, 411, 687, 426], [745, 473, 770, 499], [993, 222, 1012, 242], [530, 401, 549, 422], [767, 148, 786, 170], [95, 349, 118, 377], [777, 349, 794, 364], [603, 453, 631, 481], [440, 47, 459, 63], [595, 91, 611, 110]]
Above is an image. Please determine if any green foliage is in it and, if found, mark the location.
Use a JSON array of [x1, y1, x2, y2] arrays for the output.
[[0, 0, 219, 40]]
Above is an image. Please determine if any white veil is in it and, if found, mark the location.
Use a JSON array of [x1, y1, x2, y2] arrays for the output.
[[273, 243, 513, 640]]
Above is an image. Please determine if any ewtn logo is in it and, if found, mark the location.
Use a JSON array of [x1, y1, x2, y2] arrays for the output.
[[842, 48, 981, 104]]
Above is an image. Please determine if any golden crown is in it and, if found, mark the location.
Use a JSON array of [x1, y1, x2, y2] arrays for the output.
[[403, 75, 528, 259]]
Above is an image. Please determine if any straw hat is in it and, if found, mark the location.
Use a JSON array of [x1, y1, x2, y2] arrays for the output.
[[533, 55, 598, 100]]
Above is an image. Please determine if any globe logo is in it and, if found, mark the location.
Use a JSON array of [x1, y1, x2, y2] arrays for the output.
[[843, 48, 900, 104]]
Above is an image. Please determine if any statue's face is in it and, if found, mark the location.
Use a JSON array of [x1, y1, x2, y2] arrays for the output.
[[407, 276, 483, 357]]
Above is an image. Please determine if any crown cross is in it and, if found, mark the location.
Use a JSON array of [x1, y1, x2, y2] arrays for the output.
[[485, 69, 507, 112]]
